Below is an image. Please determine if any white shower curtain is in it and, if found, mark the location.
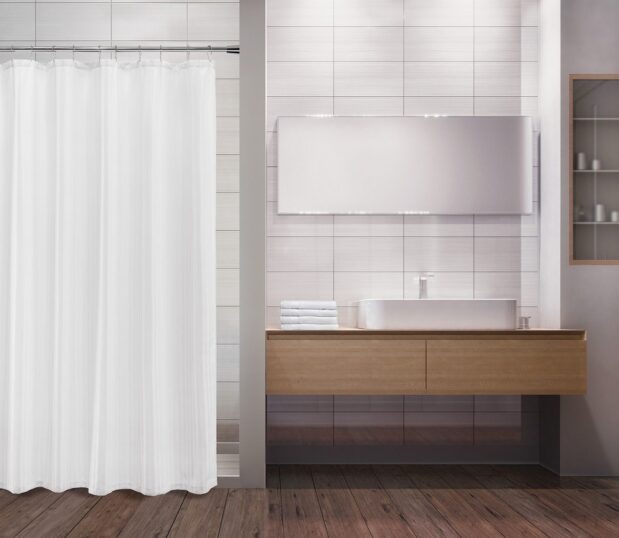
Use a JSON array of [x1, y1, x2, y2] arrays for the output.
[[0, 59, 217, 495]]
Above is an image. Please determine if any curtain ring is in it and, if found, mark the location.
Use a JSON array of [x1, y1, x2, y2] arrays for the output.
[[207, 45, 213, 62], [98, 45, 102, 65], [52, 45, 56, 62], [72, 45, 76, 62], [159, 45, 163, 63], [114, 45, 118, 62], [138, 45, 142, 63]]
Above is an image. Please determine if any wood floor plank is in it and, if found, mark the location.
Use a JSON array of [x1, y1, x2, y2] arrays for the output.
[[0, 491, 18, 513], [117, 491, 186, 538], [469, 473, 591, 537], [16, 489, 99, 538], [341, 465, 415, 537], [311, 466, 371, 538], [167, 488, 228, 538], [279, 465, 327, 538], [434, 466, 546, 537], [373, 465, 459, 538], [265, 465, 284, 538], [219, 488, 282, 538], [404, 466, 502, 537], [67, 490, 144, 538], [0, 488, 63, 537], [500, 466, 619, 536]]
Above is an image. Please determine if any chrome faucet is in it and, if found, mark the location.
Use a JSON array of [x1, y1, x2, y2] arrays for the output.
[[418, 273, 435, 299]]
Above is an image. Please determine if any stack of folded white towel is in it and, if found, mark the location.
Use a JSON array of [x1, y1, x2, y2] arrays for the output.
[[280, 300, 339, 330]]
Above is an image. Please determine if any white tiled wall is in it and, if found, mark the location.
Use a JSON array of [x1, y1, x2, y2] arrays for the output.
[[266, 0, 540, 329], [0, 0, 240, 472]]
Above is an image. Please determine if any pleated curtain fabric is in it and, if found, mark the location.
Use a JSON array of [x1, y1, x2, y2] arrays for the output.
[[0, 59, 217, 495]]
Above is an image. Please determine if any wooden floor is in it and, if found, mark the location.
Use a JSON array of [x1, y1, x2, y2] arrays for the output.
[[1, 465, 618, 537]]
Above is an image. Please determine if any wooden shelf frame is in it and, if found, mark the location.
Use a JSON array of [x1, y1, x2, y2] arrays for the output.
[[570, 73, 619, 264]]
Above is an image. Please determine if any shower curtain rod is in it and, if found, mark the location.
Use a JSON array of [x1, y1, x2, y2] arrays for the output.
[[0, 45, 240, 54]]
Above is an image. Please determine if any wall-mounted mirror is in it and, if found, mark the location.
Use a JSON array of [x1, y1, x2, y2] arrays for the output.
[[278, 116, 532, 215]]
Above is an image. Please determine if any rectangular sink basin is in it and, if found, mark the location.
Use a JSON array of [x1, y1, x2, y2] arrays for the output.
[[356, 299, 517, 330]]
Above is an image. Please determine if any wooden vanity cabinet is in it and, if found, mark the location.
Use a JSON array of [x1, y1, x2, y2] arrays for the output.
[[266, 330, 587, 396]]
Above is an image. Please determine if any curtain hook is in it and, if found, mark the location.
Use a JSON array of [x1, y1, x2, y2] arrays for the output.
[[52, 45, 56, 63], [207, 45, 213, 62], [138, 45, 142, 63], [159, 45, 163, 63], [114, 45, 118, 62], [30, 45, 35, 61], [186, 46, 189, 61], [72, 45, 76, 62]]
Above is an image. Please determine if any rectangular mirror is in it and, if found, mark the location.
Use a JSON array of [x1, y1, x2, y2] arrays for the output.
[[277, 116, 533, 215]]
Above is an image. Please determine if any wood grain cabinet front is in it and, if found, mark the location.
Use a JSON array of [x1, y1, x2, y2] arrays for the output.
[[266, 337, 426, 395], [426, 339, 587, 395]]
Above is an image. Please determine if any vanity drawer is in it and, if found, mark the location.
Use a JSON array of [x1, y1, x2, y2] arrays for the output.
[[267, 338, 426, 395], [426, 339, 587, 395]]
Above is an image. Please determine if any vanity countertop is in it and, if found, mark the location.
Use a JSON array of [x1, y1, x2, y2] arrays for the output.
[[266, 328, 586, 339]]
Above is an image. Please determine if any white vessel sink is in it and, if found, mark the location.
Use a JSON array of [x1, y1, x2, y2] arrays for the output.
[[356, 299, 517, 331]]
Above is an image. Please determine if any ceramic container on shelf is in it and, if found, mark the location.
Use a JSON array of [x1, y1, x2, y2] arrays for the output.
[[592, 158, 602, 171], [595, 203, 607, 222], [611, 211, 619, 223], [577, 152, 588, 170]]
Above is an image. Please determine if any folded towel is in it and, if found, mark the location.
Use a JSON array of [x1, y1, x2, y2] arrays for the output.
[[280, 300, 337, 310], [281, 316, 338, 325], [280, 308, 337, 317], [281, 324, 339, 330]]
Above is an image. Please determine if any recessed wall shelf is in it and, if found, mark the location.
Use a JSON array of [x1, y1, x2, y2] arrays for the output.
[[570, 74, 619, 264]]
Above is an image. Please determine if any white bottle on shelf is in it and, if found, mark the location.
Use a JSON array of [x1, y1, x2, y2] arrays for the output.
[[576, 152, 588, 170], [595, 203, 607, 222]]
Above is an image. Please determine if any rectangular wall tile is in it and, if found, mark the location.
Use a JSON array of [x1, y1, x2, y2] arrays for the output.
[[335, 413, 404, 446], [404, 215, 473, 236], [217, 344, 240, 382], [268, 62, 333, 97], [189, 3, 239, 41], [404, 272, 474, 299], [404, 27, 473, 61], [335, 0, 404, 27], [268, 27, 333, 61], [404, 237, 474, 271], [267, 201, 333, 236], [217, 117, 240, 154], [475, 0, 523, 26], [38, 3, 110, 41], [335, 27, 403, 62], [404, 0, 474, 26], [475, 272, 520, 302], [405, 62, 473, 96], [267, 0, 333, 27], [475, 62, 521, 97], [217, 268, 240, 306], [217, 307, 239, 344], [112, 4, 185, 41], [475, 27, 522, 61], [217, 231, 240, 269], [475, 237, 522, 271], [266, 272, 334, 306], [267, 236, 334, 271], [267, 97, 333, 132], [405, 96, 473, 116], [334, 215, 403, 237], [334, 272, 403, 305], [267, 412, 333, 446], [217, 382, 240, 420], [335, 62, 403, 97], [216, 193, 239, 231], [217, 79, 240, 117], [474, 214, 521, 237], [0, 4, 35, 40], [334, 237, 403, 272], [334, 97, 403, 116], [217, 155, 240, 192]]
